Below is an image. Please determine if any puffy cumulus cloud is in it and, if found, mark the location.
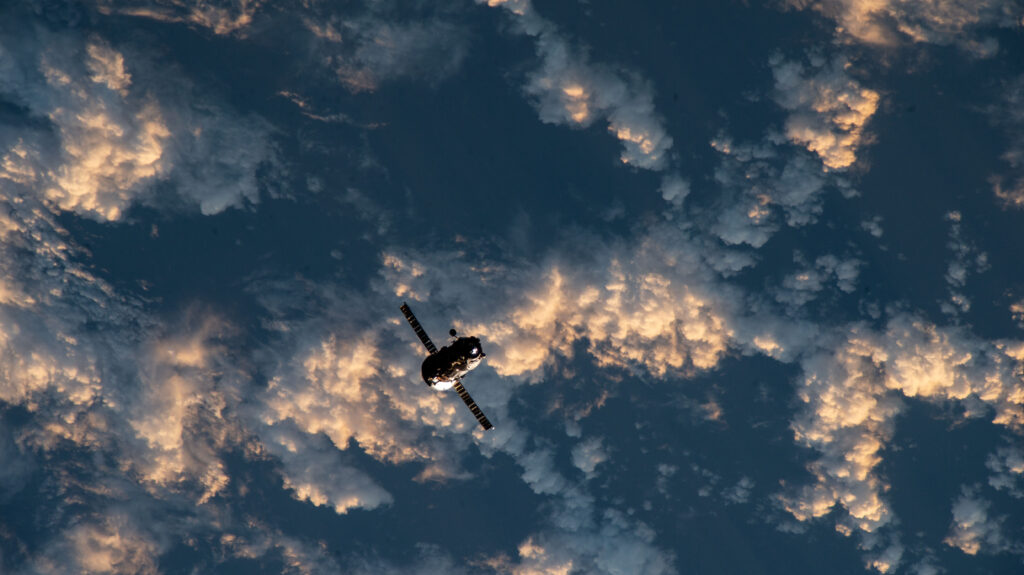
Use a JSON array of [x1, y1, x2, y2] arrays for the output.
[[861, 215, 884, 238], [991, 75, 1024, 210], [384, 226, 739, 382], [95, 0, 265, 35], [943, 487, 1008, 555], [251, 260, 677, 574], [262, 424, 393, 514], [0, 22, 274, 220], [659, 174, 690, 210], [708, 134, 849, 247], [782, 0, 1021, 54], [986, 444, 1024, 496], [780, 313, 1024, 569], [0, 188, 145, 443], [492, 510, 674, 575], [478, 0, 673, 170], [258, 328, 479, 481], [21, 512, 163, 575], [570, 436, 608, 478], [217, 524, 348, 574], [774, 253, 862, 308], [781, 328, 903, 536], [941, 211, 988, 315], [704, 55, 876, 249], [0, 31, 169, 221], [770, 54, 879, 171], [126, 313, 245, 503], [723, 476, 755, 504]]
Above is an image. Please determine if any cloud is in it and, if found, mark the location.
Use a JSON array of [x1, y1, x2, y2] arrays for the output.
[[479, 0, 673, 170], [779, 313, 1024, 568], [861, 215, 884, 237], [257, 326, 479, 481], [782, 0, 1021, 54], [261, 423, 394, 514], [943, 487, 1007, 555], [986, 444, 1024, 497], [383, 226, 740, 381], [706, 135, 834, 247], [95, 0, 264, 35], [570, 436, 608, 479], [940, 212, 988, 315], [299, 5, 470, 95], [770, 54, 879, 171], [991, 75, 1024, 209], [0, 22, 275, 220], [21, 512, 163, 575], [723, 476, 755, 504], [774, 253, 862, 309]]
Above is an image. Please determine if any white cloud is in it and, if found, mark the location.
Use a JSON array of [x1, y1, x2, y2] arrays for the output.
[[943, 487, 1007, 555], [22, 512, 163, 575], [991, 75, 1024, 209], [770, 54, 879, 171], [303, 13, 469, 94], [707, 133, 847, 247], [257, 327, 478, 481], [723, 476, 755, 504], [782, 0, 1021, 54], [941, 211, 988, 315], [779, 313, 1024, 567], [383, 226, 739, 381], [0, 26, 274, 221], [774, 253, 862, 308], [861, 216, 884, 238], [95, 0, 264, 35], [986, 445, 1024, 496], [479, 0, 674, 170], [571, 436, 608, 478], [262, 423, 394, 514]]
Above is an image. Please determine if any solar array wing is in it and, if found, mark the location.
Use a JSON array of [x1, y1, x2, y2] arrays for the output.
[[400, 302, 438, 355], [453, 379, 493, 431]]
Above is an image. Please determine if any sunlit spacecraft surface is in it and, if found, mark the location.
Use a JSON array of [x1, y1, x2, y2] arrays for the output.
[[400, 302, 493, 430]]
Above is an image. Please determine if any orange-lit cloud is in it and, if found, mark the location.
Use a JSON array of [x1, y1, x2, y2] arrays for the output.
[[771, 55, 879, 171], [479, 0, 674, 171]]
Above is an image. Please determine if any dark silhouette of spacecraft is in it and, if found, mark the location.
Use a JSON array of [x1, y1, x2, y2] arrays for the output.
[[400, 302, 493, 431]]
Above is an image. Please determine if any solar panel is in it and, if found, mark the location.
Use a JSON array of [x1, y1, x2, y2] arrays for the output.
[[453, 380, 493, 431], [400, 302, 438, 355]]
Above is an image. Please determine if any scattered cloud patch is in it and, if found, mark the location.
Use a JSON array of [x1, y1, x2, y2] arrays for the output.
[[571, 436, 608, 479], [770, 54, 879, 171], [0, 24, 275, 220], [991, 75, 1024, 209], [782, 0, 1021, 55], [479, 0, 674, 170], [305, 14, 470, 94], [774, 253, 862, 309], [780, 314, 1024, 568], [861, 215, 884, 238], [723, 476, 755, 504], [986, 444, 1024, 497], [941, 211, 988, 315], [95, 0, 265, 35], [943, 487, 1007, 555]]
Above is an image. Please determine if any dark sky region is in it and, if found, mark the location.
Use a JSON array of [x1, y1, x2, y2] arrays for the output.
[[0, 0, 1023, 573]]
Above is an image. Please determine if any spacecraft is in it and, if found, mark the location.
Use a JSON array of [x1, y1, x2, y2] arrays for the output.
[[400, 302, 493, 431]]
